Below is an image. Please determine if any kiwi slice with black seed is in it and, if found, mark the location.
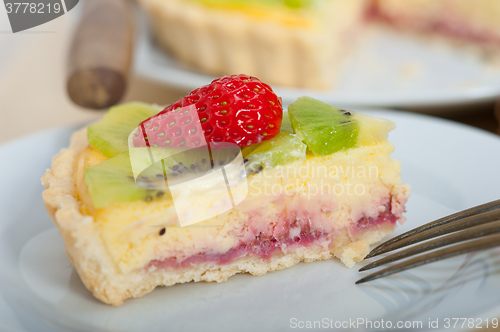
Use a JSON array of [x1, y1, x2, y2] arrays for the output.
[[88, 102, 161, 158], [85, 145, 243, 208], [288, 97, 358, 156], [85, 150, 170, 209], [242, 131, 307, 175], [159, 147, 213, 179]]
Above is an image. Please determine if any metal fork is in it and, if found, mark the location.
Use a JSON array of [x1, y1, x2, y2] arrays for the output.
[[356, 199, 500, 284]]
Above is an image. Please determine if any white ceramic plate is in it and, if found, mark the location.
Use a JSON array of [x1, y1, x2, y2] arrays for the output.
[[1, 111, 500, 332], [134, 11, 500, 109]]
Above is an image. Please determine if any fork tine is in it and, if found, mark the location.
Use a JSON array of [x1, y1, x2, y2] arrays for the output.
[[360, 220, 500, 272], [356, 233, 500, 284], [366, 207, 500, 259], [367, 199, 500, 258]]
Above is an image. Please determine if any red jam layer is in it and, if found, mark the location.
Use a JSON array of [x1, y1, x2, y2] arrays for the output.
[[147, 209, 399, 271], [367, 4, 500, 46]]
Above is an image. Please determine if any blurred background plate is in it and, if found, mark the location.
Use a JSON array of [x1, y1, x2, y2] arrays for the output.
[[134, 10, 500, 109]]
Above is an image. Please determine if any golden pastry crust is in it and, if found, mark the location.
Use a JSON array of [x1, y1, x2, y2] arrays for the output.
[[42, 128, 402, 305]]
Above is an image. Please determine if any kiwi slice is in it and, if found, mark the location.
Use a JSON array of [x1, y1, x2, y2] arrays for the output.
[[88, 102, 161, 158], [280, 112, 294, 133], [153, 147, 217, 179], [85, 145, 243, 208], [288, 97, 358, 156], [242, 131, 306, 174], [85, 150, 170, 209]]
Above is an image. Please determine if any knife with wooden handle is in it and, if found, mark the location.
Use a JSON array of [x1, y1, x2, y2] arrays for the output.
[[495, 100, 500, 135], [67, 0, 134, 110]]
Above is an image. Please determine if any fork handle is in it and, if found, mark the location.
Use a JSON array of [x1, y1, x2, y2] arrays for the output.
[[67, 0, 135, 110]]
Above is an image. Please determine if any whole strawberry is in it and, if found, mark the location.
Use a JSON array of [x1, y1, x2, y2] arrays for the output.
[[134, 75, 283, 148]]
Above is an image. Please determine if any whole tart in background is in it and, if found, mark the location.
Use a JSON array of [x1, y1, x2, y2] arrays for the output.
[[138, 0, 368, 90]]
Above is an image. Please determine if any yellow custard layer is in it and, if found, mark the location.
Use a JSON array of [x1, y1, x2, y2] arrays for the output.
[[186, 0, 322, 27]]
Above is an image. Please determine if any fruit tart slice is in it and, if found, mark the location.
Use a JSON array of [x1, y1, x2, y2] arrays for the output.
[[42, 75, 410, 306]]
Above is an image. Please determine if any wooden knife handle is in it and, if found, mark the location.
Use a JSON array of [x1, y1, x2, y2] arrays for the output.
[[67, 0, 134, 110], [495, 99, 500, 135]]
